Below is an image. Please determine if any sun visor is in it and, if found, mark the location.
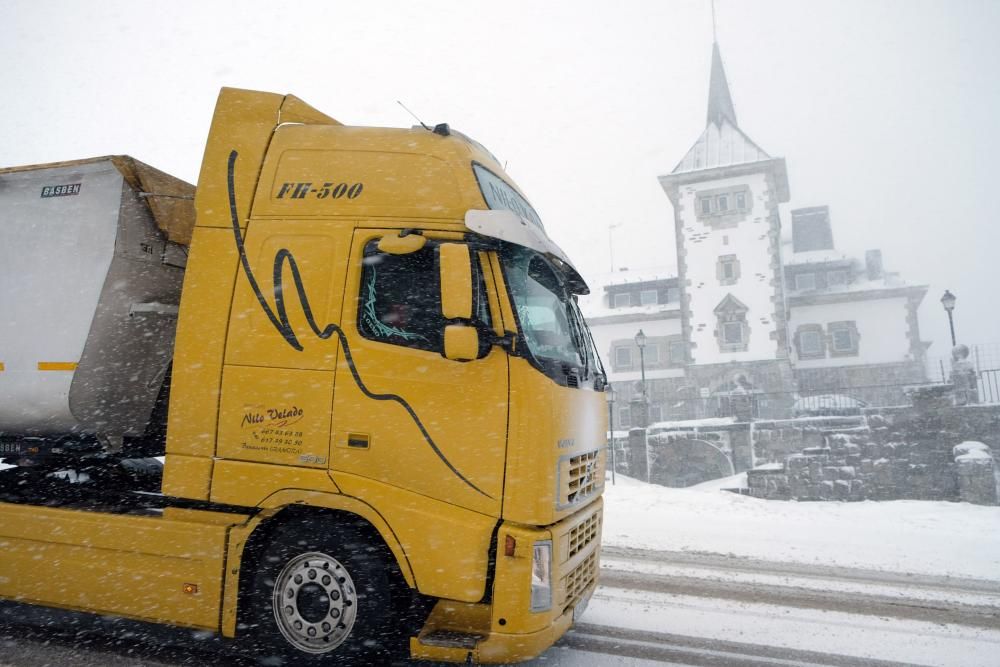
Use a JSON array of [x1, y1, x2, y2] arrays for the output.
[[465, 209, 590, 295]]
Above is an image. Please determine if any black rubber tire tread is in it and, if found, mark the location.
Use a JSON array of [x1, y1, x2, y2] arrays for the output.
[[244, 518, 395, 665]]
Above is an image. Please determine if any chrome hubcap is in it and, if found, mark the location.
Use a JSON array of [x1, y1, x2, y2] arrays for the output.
[[272, 551, 358, 653]]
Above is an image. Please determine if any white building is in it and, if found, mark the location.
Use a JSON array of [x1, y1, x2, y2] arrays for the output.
[[583, 43, 929, 427]]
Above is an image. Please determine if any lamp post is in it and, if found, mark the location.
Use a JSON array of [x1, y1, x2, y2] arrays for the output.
[[608, 223, 621, 273], [606, 384, 617, 485], [634, 329, 648, 427], [941, 290, 957, 347]]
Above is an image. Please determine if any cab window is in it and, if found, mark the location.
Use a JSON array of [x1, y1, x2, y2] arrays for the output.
[[357, 239, 492, 354]]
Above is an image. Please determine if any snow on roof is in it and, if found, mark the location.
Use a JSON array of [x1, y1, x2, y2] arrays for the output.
[[587, 266, 678, 287], [579, 266, 681, 319], [787, 274, 915, 297], [783, 247, 850, 266], [671, 118, 770, 175], [580, 297, 680, 320]]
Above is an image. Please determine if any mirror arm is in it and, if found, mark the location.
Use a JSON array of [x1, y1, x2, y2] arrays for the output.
[[490, 331, 520, 355]]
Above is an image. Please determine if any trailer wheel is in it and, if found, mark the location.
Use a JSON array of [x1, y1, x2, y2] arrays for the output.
[[247, 520, 393, 664]]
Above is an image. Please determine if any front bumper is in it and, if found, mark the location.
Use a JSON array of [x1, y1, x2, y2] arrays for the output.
[[411, 497, 603, 664]]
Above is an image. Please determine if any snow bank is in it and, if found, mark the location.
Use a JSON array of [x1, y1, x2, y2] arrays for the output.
[[602, 475, 1000, 581]]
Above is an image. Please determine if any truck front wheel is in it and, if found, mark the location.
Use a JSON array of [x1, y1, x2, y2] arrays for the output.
[[248, 521, 393, 664]]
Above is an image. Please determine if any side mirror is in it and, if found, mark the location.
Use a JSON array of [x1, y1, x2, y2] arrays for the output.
[[444, 325, 479, 361], [439, 243, 481, 361], [439, 243, 472, 319], [377, 232, 426, 255]]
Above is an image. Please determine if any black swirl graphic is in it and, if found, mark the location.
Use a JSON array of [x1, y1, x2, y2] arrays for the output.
[[226, 150, 491, 499]]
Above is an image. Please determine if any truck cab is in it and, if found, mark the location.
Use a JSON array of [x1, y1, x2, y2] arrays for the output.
[[0, 88, 606, 664]]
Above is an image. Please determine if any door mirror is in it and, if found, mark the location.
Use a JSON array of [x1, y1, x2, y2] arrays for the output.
[[444, 324, 480, 361], [377, 232, 426, 255], [439, 243, 473, 320]]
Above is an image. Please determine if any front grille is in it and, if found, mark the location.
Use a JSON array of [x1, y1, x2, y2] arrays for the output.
[[558, 449, 601, 509], [568, 512, 602, 558], [561, 551, 598, 607]]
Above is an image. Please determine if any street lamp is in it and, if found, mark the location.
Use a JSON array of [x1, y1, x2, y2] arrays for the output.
[[634, 329, 648, 427], [941, 290, 957, 347], [606, 384, 617, 485], [634, 329, 647, 395]]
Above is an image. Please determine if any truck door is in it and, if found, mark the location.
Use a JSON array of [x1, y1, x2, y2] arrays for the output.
[[216, 220, 352, 472], [330, 230, 508, 516]]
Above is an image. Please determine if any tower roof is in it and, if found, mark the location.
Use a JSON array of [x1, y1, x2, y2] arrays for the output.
[[707, 42, 737, 127], [667, 42, 779, 179]]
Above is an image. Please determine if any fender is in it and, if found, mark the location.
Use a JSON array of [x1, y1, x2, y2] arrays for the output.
[[220, 489, 414, 638]]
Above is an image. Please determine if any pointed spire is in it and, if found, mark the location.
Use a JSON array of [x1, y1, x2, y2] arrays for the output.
[[707, 42, 738, 128]]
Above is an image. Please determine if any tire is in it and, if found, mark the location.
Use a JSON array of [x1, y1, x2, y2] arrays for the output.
[[246, 519, 394, 665]]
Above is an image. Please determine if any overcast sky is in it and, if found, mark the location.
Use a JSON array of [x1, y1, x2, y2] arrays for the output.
[[3, 0, 998, 368]]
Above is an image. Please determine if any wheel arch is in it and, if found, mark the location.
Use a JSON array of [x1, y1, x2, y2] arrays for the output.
[[222, 490, 417, 639]]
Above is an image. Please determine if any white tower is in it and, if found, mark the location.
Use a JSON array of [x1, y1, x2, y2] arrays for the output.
[[658, 43, 794, 394]]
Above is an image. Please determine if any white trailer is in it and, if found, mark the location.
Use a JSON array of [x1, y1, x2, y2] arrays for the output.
[[0, 157, 193, 454]]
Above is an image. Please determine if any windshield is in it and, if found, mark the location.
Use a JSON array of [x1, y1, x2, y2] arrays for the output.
[[502, 245, 596, 376]]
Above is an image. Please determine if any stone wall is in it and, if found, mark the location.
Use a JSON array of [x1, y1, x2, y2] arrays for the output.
[[751, 418, 863, 463], [747, 403, 1000, 504]]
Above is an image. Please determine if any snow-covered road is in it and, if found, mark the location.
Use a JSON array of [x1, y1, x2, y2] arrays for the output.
[[4, 546, 999, 666], [542, 551, 1000, 667]]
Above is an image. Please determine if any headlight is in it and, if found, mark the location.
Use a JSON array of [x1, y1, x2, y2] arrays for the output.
[[530, 540, 553, 612]]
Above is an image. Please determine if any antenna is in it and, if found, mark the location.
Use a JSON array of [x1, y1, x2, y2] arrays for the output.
[[711, 0, 718, 42], [397, 100, 431, 131]]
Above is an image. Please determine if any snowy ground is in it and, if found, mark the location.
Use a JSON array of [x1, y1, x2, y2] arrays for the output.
[[563, 474, 1000, 667], [601, 473, 1000, 582]]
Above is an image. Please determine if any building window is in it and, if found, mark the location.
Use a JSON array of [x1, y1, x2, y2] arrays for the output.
[[801, 331, 822, 356], [794, 273, 816, 291], [666, 287, 680, 303], [648, 405, 663, 424], [615, 346, 633, 369], [832, 329, 852, 351], [714, 293, 750, 353], [613, 292, 631, 308], [696, 186, 751, 220], [722, 321, 744, 345], [717, 254, 741, 286], [619, 406, 631, 428], [827, 270, 847, 287], [640, 289, 658, 305], [669, 340, 687, 365], [794, 324, 826, 360], [828, 321, 860, 356]]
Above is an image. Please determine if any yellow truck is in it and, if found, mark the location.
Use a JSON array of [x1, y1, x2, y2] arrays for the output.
[[0, 88, 606, 664]]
